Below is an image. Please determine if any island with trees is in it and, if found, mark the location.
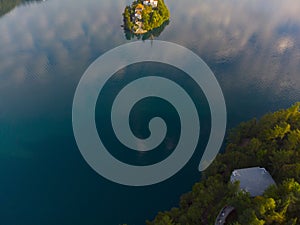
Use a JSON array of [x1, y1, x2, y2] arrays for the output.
[[146, 103, 300, 225], [122, 0, 170, 39]]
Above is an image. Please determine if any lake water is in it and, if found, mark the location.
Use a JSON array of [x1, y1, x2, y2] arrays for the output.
[[1, 0, 300, 224]]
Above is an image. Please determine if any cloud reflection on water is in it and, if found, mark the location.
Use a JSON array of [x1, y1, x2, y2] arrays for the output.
[[0, 0, 300, 156]]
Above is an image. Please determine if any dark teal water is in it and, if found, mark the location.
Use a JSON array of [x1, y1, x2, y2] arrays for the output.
[[1, 0, 300, 224]]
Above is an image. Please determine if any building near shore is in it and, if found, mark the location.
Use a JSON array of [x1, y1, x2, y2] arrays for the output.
[[230, 167, 276, 197]]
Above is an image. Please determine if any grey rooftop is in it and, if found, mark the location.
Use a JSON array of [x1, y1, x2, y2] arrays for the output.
[[230, 167, 276, 197]]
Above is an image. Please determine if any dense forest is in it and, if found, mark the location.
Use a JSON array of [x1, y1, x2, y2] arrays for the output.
[[147, 103, 300, 225], [0, 0, 43, 18], [122, 0, 170, 34]]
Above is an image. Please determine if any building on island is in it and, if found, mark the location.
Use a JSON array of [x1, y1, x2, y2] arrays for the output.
[[124, 0, 169, 35], [135, 3, 144, 12], [230, 167, 276, 197], [134, 4, 144, 20], [143, 0, 158, 8], [134, 12, 142, 20]]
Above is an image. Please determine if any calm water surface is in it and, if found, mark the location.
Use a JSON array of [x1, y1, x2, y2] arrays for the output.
[[0, 0, 300, 224]]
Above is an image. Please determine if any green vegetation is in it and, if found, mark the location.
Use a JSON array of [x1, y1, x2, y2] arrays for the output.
[[122, 0, 170, 37], [147, 103, 300, 225], [123, 5, 134, 31], [124, 20, 169, 41]]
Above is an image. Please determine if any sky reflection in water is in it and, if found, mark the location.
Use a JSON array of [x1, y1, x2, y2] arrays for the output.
[[0, 0, 300, 224]]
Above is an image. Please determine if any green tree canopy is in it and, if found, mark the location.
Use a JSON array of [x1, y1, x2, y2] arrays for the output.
[[147, 103, 300, 225], [122, 0, 170, 39]]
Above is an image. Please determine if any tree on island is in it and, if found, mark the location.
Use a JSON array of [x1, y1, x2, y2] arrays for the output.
[[147, 103, 300, 225], [122, 0, 170, 39]]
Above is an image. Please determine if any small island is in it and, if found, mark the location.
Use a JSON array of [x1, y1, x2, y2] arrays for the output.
[[122, 0, 170, 35]]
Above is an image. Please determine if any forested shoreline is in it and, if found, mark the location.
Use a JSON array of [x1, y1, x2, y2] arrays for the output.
[[147, 103, 300, 225]]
